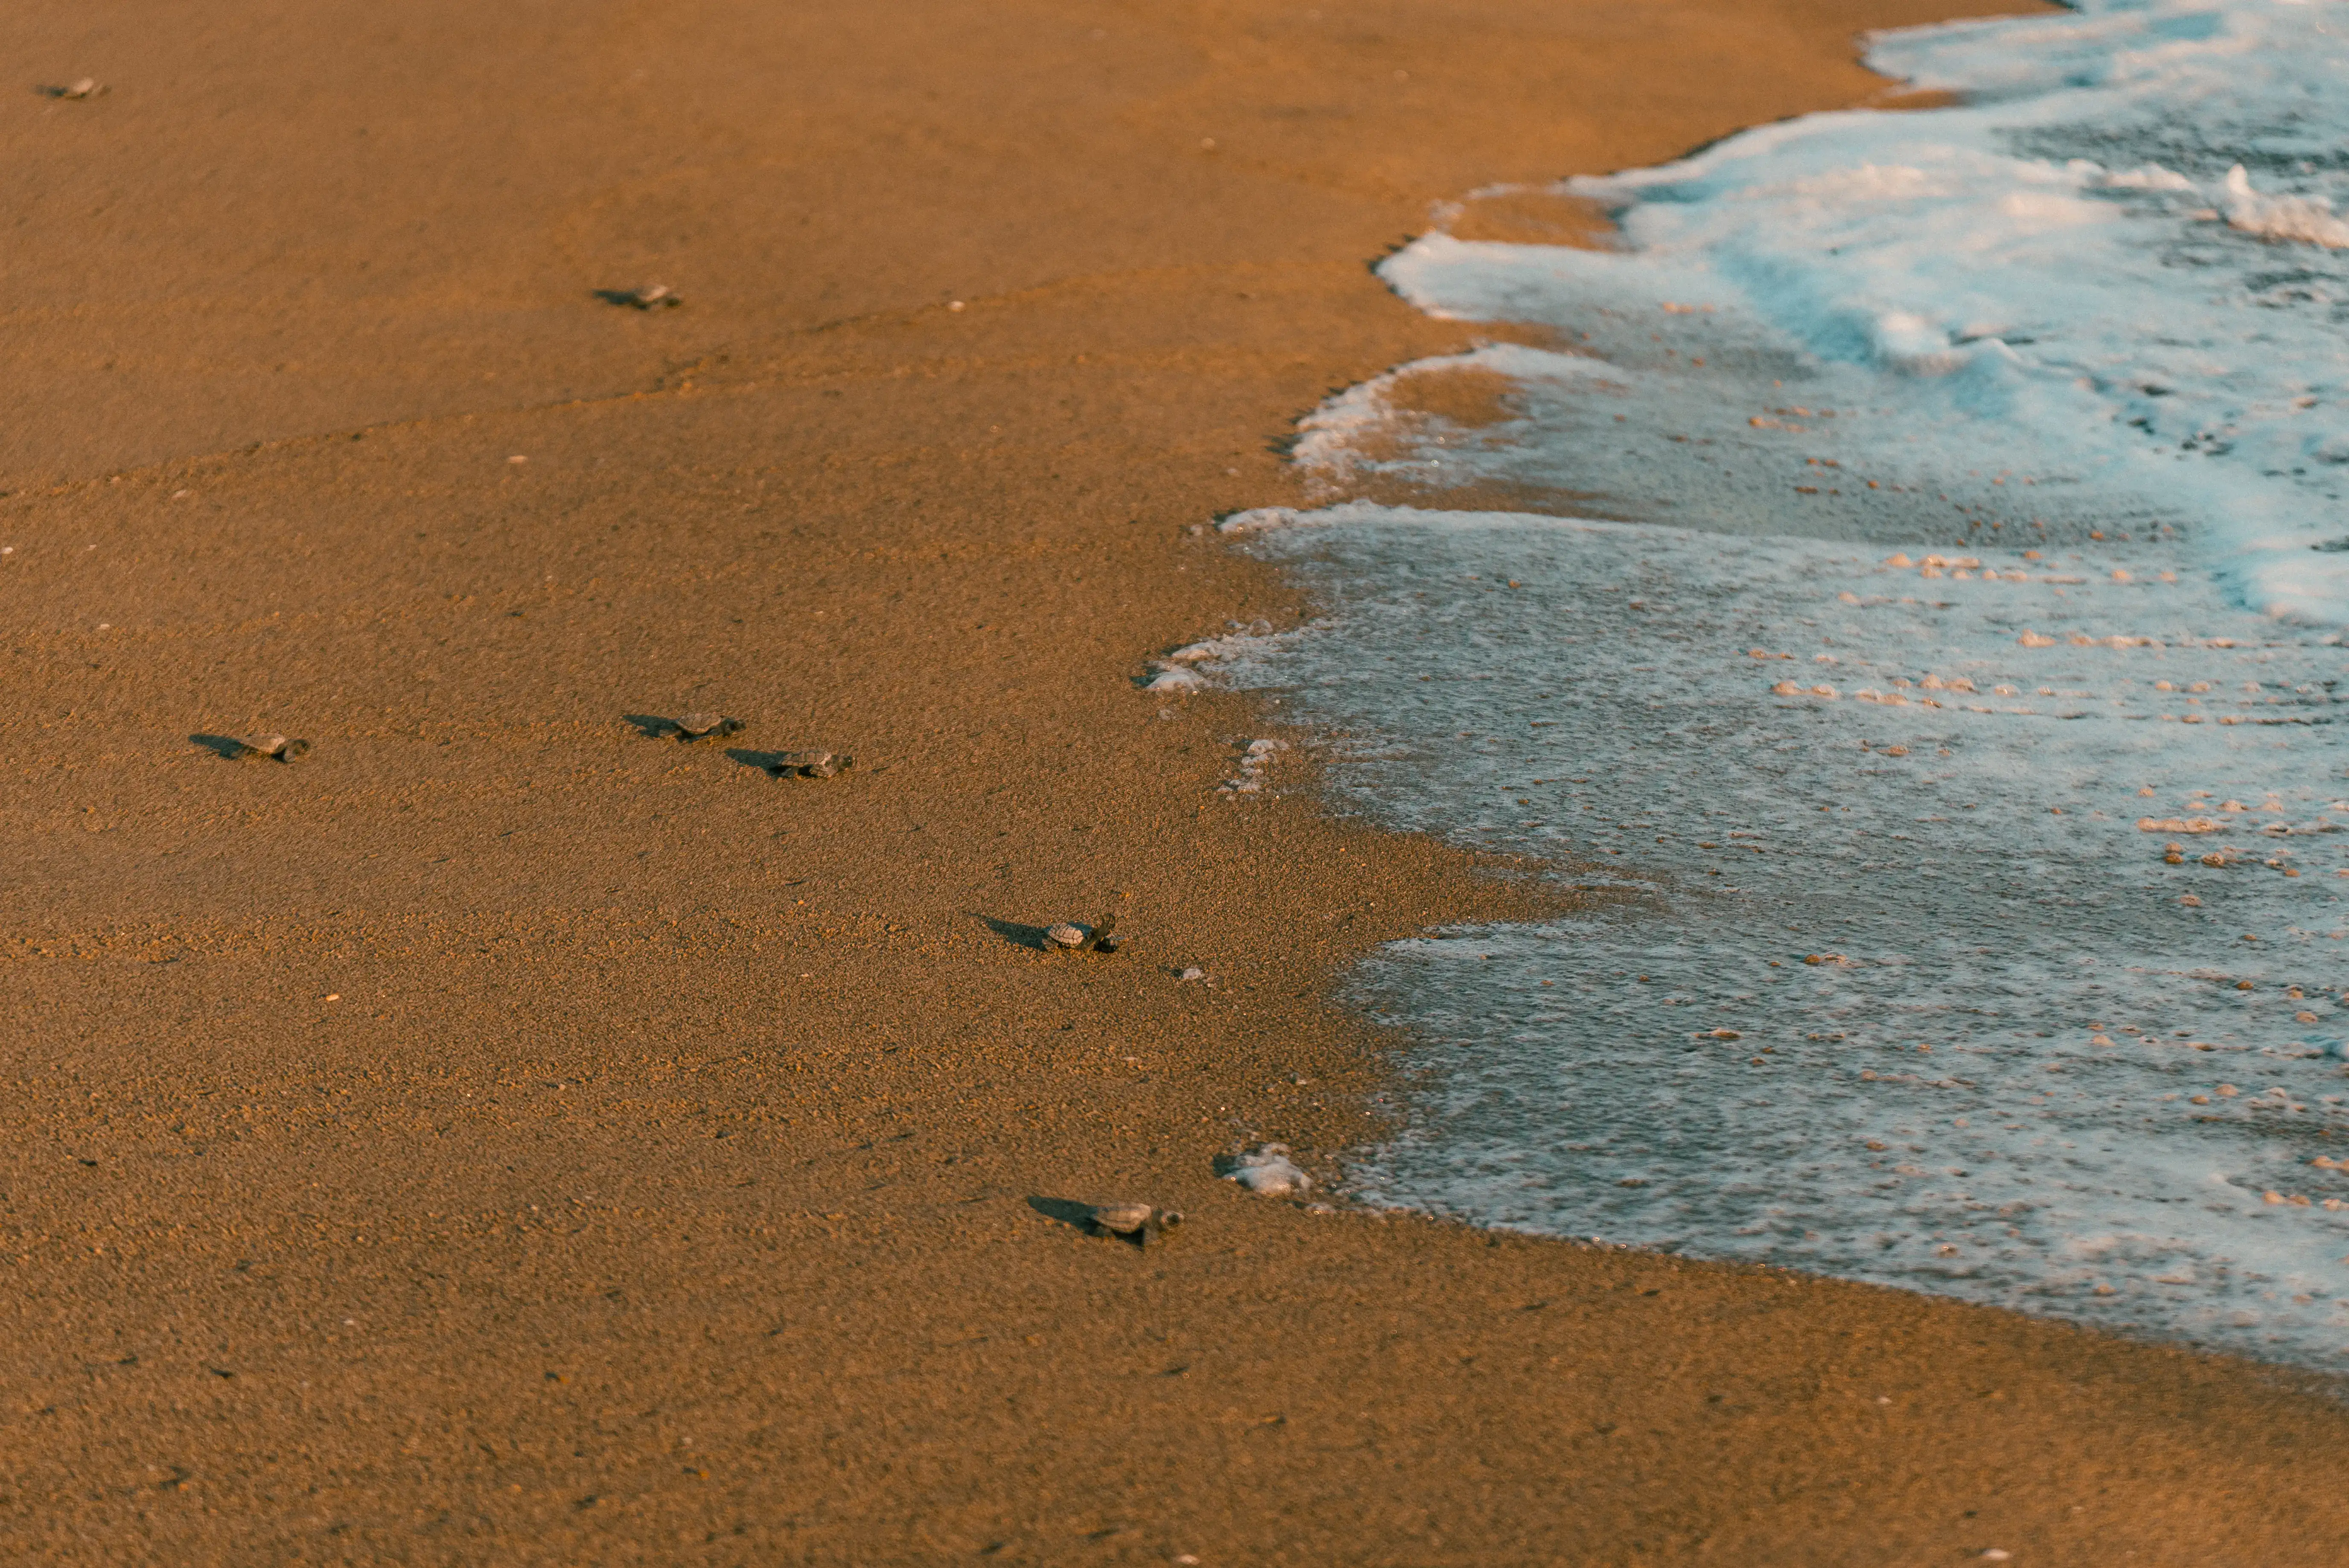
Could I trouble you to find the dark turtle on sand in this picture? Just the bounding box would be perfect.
[1046,915,1120,954]
[234,734,310,763]
[1086,1203,1181,1246]
[766,749,853,779]
[672,713,745,741]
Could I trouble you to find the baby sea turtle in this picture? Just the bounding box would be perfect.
[619,284,681,310]
[767,750,852,779]
[1045,915,1120,954]
[672,712,745,742]
[1087,1202,1182,1246]
[234,734,310,763]
[54,79,102,100]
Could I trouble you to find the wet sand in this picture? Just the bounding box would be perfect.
[9,1,2349,1561]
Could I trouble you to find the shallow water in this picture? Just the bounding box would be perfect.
[1180,0,2349,1367]
[1204,504,2349,1363]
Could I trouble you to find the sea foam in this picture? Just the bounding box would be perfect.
[1198,0,2349,1367]
[1374,0,2349,622]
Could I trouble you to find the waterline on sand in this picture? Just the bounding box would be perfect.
[1186,0,2349,1369]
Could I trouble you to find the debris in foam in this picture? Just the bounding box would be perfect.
[1219,737,1288,795]
[1220,1144,1311,1197]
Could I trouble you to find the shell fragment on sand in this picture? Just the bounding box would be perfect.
[766,749,853,779]
[672,713,745,741]
[234,734,311,763]
[55,79,102,100]
[1086,1202,1183,1245]
[1222,1144,1311,1198]
[620,284,681,309]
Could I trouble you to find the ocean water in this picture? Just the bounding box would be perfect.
[1174,0,2349,1366]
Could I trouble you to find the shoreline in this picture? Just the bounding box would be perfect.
[14,0,2349,1560]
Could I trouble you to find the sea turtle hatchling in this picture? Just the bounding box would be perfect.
[766,749,853,779]
[234,734,310,763]
[1086,1203,1182,1245]
[620,284,682,310]
[1044,915,1120,954]
[671,713,745,741]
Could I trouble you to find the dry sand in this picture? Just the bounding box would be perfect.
[9,1,2349,1562]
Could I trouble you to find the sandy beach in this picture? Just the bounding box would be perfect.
[12,1,2349,1561]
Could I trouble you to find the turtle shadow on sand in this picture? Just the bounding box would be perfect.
[728,747,854,779]
[626,712,744,742]
[976,914,1055,952]
[1026,1196,1100,1232]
